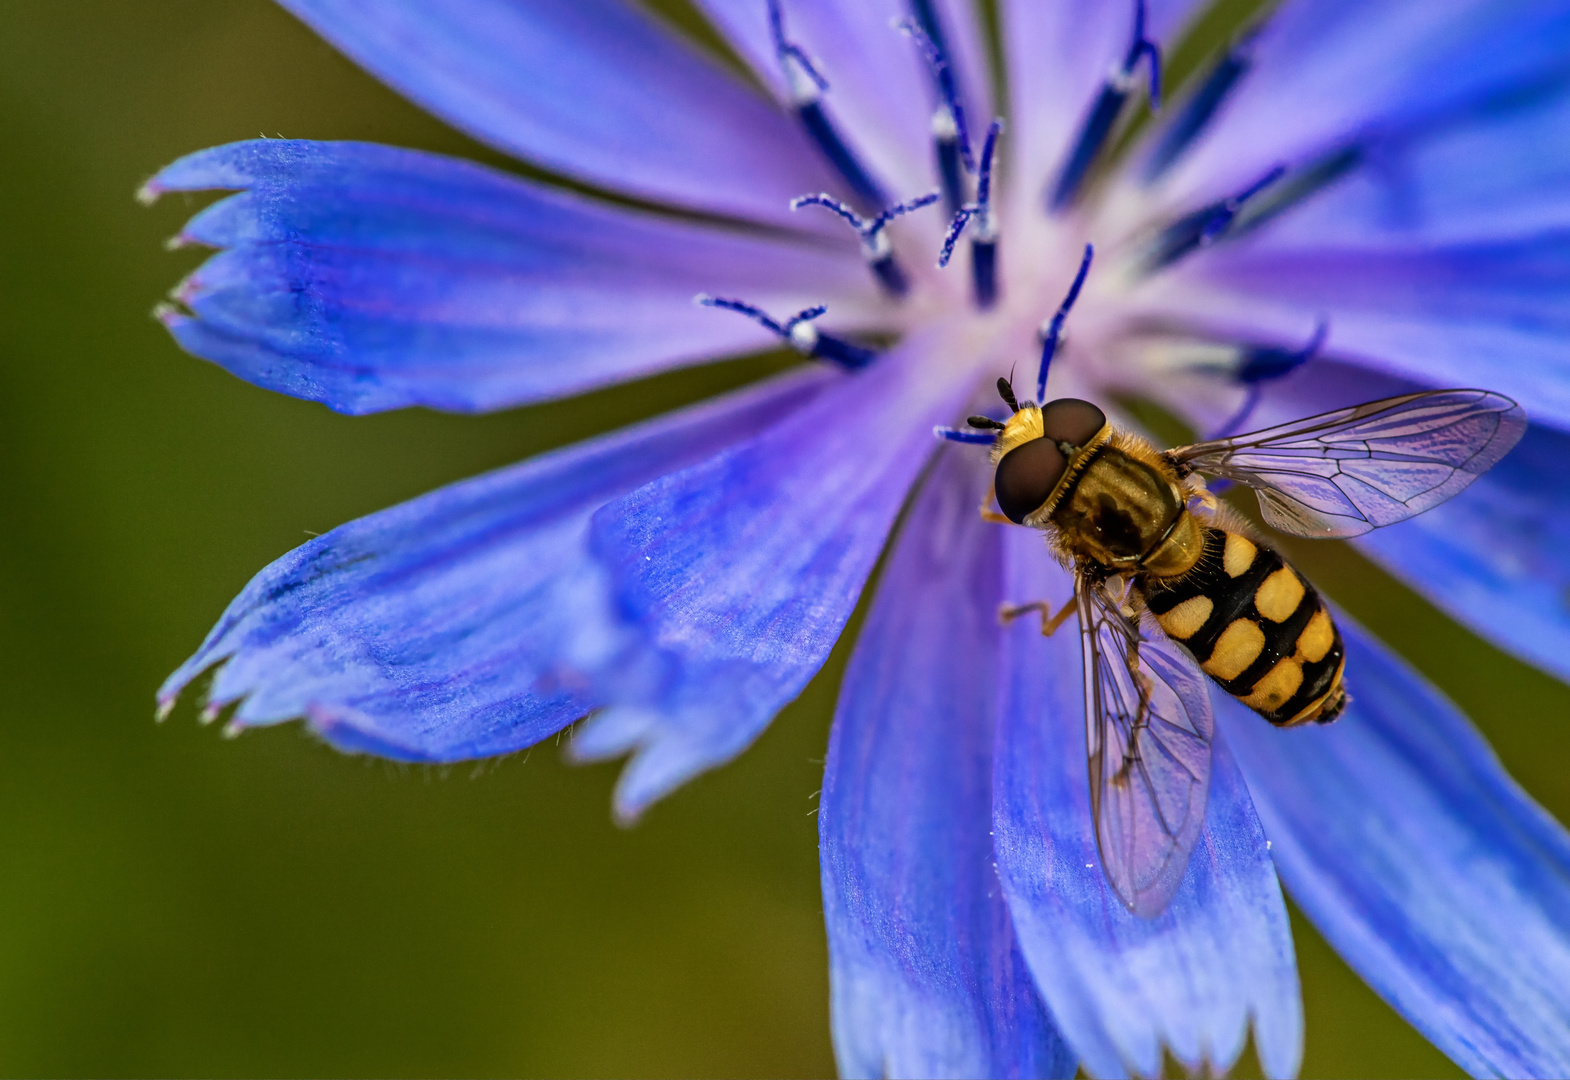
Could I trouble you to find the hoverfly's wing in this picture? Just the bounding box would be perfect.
[1170,389,1526,538]
[1077,573,1214,918]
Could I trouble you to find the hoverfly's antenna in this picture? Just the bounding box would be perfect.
[966,415,1007,430]
[1036,243,1094,401]
[997,376,1021,412]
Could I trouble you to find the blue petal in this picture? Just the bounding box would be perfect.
[1003,0,1199,211]
[1357,420,1570,686]
[1176,231,1570,431]
[274,0,837,226]
[143,140,875,415]
[1254,87,1570,248]
[1162,0,1570,208]
[993,527,1302,1080]
[1148,4,1570,428]
[156,368,833,757]
[578,334,978,820]
[692,0,992,199]
[1221,617,1570,1077]
[821,447,1074,1080]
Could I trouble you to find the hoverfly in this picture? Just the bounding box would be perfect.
[944,251,1527,917]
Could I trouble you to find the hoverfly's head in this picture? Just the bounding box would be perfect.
[965,378,1109,524]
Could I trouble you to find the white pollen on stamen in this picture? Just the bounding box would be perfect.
[788,322,820,354]
[782,54,821,106]
[931,103,958,140]
[864,230,893,262]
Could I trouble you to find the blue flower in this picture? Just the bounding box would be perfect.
[143,1,1570,1076]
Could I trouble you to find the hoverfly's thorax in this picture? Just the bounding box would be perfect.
[1046,444,1189,570]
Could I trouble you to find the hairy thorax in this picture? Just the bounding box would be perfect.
[1047,438,1202,578]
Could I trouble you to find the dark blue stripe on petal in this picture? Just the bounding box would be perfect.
[993,527,1302,1080]
[822,448,1075,1080]
[581,333,977,819]
[1187,232,1570,432]
[1221,618,1570,1077]
[145,140,875,415]
[157,368,832,759]
[694,0,993,198]
[1161,0,1570,214]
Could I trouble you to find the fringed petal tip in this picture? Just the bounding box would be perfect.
[154,368,833,783]
[139,139,876,416]
[993,526,1302,1080]
[821,446,1075,1079]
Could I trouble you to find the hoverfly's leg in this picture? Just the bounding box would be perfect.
[1119,635,1156,779]
[979,485,1013,525]
[999,596,1077,637]
[1126,646,1155,725]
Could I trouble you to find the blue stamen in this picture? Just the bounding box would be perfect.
[1048,0,1163,211]
[770,0,888,210]
[1237,318,1328,384]
[937,119,1003,309]
[791,191,941,298]
[934,426,998,444]
[1143,31,1257,182]
[1139,163,1285,272]
[695,294,876,370]
[907,0,951,60]
[1037,244,1095,401]
[896,17,974,215]
[1208,320,1329,439]
[1229,146,1362,239]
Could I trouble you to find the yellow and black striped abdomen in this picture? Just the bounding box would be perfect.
[1144,527,1347,726]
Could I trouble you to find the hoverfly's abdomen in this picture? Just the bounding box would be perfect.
[1144,528,1346,726]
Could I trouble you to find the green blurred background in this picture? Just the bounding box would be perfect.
[1,2,1566,1076]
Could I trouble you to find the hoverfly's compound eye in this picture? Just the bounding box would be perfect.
[1040,398,1107,448]
[995,438,1068,524]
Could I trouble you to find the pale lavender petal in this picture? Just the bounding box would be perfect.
[1003,0,1201,213]
[692,0,992,199]
[1161,0,1570,209]
[993,527,1301,1079]
[1159,231,1570,431]
[1251,89,1570,248]
[275,0,838,226]
[823,447,1074,1080]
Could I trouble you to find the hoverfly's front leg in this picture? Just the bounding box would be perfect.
[979,485,1012,525]
[999,596,1077,637]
